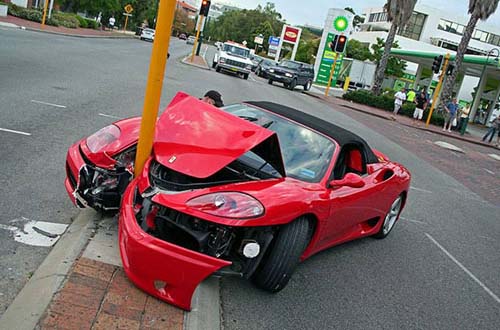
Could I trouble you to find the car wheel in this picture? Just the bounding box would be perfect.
[268,79,273,85]
[216,66,221,73]
[288,78,297,91]
[373,195,404,239]
[253,216,310,292]
[303,80,312,91]
[243,73,249,80]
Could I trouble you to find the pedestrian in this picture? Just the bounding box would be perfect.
[108,15,115,30]
[406,89,416,103]
[482,115,500,143]
[202,90,224,107]
[393,88,406,117]
[413,90,428,125]
[458,104,470,132]
[443,98,458,132]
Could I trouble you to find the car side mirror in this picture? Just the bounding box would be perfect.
[329,173,365,189]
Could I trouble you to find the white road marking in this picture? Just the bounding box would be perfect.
[410,186,433,194]
[488,153,500,161]
[434,141,464,153]
[98,113,122,119]
[31,100,67,108]
[400,216,426,224]
[0,218,68,247]
[0,128,31,136]
[425,233,500,304]
[202,45,208,57]
[249,75,257,82]
[483,168,495,175]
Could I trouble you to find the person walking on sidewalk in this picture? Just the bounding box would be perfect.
[393,88,406,116]
[458,104,470,131]
[443,98,458,132]
[482,115,500,143]
[413,90,428,125]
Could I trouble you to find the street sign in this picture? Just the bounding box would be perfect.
[124,4,133,14]
[268,36,280,46]
[254,35,264,45]
[122,13,133,17]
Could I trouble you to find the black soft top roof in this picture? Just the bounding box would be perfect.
[245,101,379,164]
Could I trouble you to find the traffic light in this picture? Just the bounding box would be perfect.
[329,35,338,52]
[432,55,443,74]
[199,0,211,16]
[446,63,455,75]
[335,35,347,53]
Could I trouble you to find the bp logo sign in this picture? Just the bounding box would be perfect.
[333,16,348,32]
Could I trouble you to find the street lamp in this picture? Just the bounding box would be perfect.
[464,48,499,135]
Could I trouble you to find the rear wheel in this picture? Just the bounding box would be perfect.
[253,217,310,292]
[288,78,297,91]
[373,195,403,239]
[303,79,312,91]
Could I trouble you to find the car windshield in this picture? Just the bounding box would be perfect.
[279,60,302,70]
[262,59,274,66]
[144,29,154,33]
[223,44,250,58]
[221,104,335,182]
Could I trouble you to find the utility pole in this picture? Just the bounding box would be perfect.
[41,0,49,28]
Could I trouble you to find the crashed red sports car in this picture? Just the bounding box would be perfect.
[65,92,411,311]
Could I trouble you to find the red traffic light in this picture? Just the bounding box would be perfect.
[199,0,211,16]
[334,35,347,53]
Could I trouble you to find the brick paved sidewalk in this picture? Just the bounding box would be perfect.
[38,258,183,330]
[0,15,134,38]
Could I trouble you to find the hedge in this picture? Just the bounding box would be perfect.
[342,89,445,126]
[7,4,98,29]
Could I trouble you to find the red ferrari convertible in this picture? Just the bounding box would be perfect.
[65,92,411,310]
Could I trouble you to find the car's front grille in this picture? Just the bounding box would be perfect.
[225,59,246,68]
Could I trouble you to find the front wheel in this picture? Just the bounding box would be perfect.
[373,195,403,239]
[215,66,221,73]
[253,217,310,292]
[288,78,297,91]
[243,73,249,80]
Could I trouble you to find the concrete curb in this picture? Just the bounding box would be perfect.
[0,209,98,330]
[185,277,221,330]
[181,56,210,70]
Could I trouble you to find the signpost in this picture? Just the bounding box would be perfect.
[275,25,302,61]
[123,4,133,31]
[268,36,280,57]
[316,33,343,86]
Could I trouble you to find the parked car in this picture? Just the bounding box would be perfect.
[255,58,277,78]
[140,28,155,42]
[186,36,196,45]
[212,41,253,79]
[178,33,187,40]
[268,59,315,91]
[65,92,411,311]
[250,54,264,71]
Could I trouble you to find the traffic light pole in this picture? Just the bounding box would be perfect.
[425,53,451,127]
[134,0,176,177]
[325,52,339,97]
[190,15,204,62]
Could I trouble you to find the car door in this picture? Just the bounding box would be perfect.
[318,144,388,246]
[297,64,306,85]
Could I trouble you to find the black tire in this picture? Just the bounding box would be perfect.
[288,78,297,91]
[253,217,310,292]
[303,79,312,91]
[268,79,273,85]
[373,194,404,239]
[243,73,249,80]
[215,66,221,73]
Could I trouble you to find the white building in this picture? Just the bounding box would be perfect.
[352,4,500,123]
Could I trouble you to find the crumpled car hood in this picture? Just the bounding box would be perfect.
[153,92,286,179]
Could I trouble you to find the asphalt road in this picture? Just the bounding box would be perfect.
[1,27,499,329]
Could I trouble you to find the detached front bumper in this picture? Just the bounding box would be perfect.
[118,180,231,311]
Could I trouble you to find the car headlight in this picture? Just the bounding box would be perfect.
[86,125,120,153]
[269,69,274,73]
[187,192,264,218]
[285,73,293,78]
[219,57,226,63]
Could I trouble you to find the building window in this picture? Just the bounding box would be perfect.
[438,19,465,36]
[368,12,388,22]
[398,12,427,40]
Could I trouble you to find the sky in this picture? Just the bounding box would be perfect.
[217,0,500,29]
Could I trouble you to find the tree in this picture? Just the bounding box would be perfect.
[344,7,365,27]
[440,0,500,103]
[346,39,372,61]
[295,38,320,64]
[372,0,417,95]
[172,8,195,35]
[371,37,406,77]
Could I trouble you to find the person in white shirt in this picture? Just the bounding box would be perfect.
[393,88,406,115]
[108,16,115,30]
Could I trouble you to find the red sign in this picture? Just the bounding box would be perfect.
[283,26,300,43]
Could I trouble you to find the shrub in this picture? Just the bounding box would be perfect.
[75,15,88,28]
[342,90,444,126]
[52,12,79,28]
[85,18,99,29]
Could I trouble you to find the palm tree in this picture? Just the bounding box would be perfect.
[372,0,417,95]
[440,0,500,103]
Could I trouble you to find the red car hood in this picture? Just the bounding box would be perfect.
[153,93,286,178]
